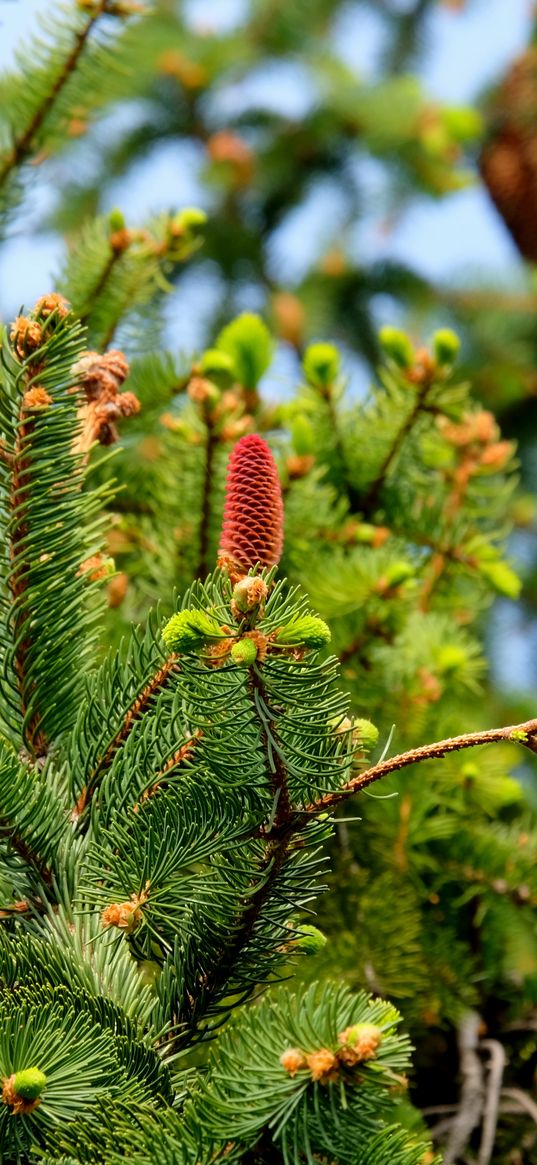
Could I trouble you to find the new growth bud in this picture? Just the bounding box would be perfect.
[11,1068,47,1102]
[433,328,460,366]
[293,924,327,954]
[199,348,235,386]
[172,207,208,236]
[337,1023,382,1064]
[302,342,340,389]
[379,326,414,369]
[216,313,273,390]
[352,719,379,752]
[280,1049,306,1077]
[231,575,269,615]
[108,207,126,232]
[230,637,258,665]
[275,615,331,650]
[2,1067,47,1115]
[162,608,223,652]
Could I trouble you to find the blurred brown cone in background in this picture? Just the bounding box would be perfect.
[480,45,537,262]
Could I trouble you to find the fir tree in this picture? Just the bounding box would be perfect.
[0,296,537,1164]
[2,5,537,1163]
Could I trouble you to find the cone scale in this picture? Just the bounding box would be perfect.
[218,434,284,580]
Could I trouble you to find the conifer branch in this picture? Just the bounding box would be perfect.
[78,243,128,335]
[0,822,53,887]
[196,421,217,579]
[360,378,432,516]
[175,665,297,1041]
[79,653,179,811]
[9,399,48,756]
[0,7,102,187]
[251,667,292,828]
[174,826,295,1049]
[305,718,537,815]
[209,832,292,991]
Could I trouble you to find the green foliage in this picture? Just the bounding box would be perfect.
[1,5,537,1160]
[57,210,207,351]
[0,2,140,223]
[192,982,434,1165]
[0,306,107,753]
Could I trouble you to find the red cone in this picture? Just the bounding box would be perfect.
[218,434,284,579]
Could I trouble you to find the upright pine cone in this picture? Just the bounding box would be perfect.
[480,47,537,261]
[218,434,284,580]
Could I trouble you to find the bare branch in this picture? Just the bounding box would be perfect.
[442,1012,484,1165]
[304,717,537,816]
[478,1039,506,1165]
[501,1088,537,1126]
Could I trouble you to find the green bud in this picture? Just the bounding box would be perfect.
[291,414,315,456]
[433,328,460,367]
[230,637,258,665]
[384,560,414,588]
[353,719,379,752]
[354,523,378,545]
[108,207,126,232]
[174,207,207,235]
[276,615,331,649]
[294,924,327,955]
[478,559,521,600]
[302,342,340,389]
[379,326,414,369]
[442,106,483,143]
[510,729,529,743]
[162,608,223,652]
[12,1068,47,1102]
[216,313,273,389]
[199,348,235,386]
[436,645,467,674]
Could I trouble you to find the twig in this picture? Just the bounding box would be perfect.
[500,1088,537,1126]
[196,418,217,579]
[0,7,104,186]
[79,247,126,334]
[442,1012,485,1165]
[478,1039,506,1165]
[360,380,432,516]
[303,717,537,817]
[422,1105,459,1117]
[76,653,180,816]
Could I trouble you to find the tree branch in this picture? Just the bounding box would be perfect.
[0,822,53,887]
[303,717,537,817]
[75,653,179,816]
[173,662,296,1044]
[196,418,217,579]
[360,380,432,516]
[9,401,48,757]
[0,7,103,187]
[478,1039,506,1165]
[442,1012,484,1165]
